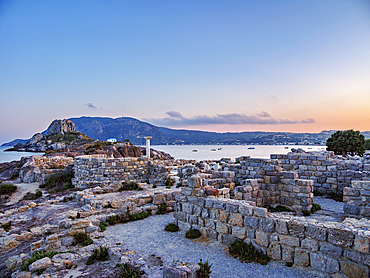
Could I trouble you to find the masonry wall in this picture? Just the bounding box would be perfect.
[271,152,370,194]
[343,180,370,218]
[72,155,173,188]
[174,185,370,278]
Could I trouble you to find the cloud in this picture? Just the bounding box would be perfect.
[144,111,315,127]
[86,103,97,109]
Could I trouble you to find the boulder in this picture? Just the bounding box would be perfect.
[19,158,41,183]
[46,119,76,135]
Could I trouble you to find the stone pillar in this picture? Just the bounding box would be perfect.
[144,137,152,159]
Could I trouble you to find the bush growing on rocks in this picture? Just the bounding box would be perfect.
[86,245,109,265]
[116,263,142,277]
[198,259,212,278]
[73,232,93,246]
[40,168,74,192]
[21,250,60,271]
[1,221,11,232]
[23,190,42,200]
[119,181,142,191]
[0,182,17,195]
[164,223,179,232]
[185,229,201,239]
[229,240,270,265]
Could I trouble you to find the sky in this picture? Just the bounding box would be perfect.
[1,0,370,143]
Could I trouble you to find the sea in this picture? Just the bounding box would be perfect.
[0,145,326,164]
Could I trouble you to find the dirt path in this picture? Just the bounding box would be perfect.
[6,182,40,205]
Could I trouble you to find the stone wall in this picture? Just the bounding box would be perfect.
[343,180,370,218]
[72,155,174,188]
[174,182,370,277]
[271,152,370,194]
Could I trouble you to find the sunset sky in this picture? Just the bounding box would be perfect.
[1,0,370,143]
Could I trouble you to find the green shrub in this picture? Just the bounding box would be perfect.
[1,221,11,232]
[43,150,56,156]
[0,183,17,195]
[265,205,291,213]
[9,169,20,180]
[229,240,270,265]
[328,192,343,202]
[21,250,60,271]
[164,223,179,232]
[176,182,183,188]
[152,184,157,189]
[286,262,293,267]
[119,181,142,191]
[99,221,108,232]
[23,190,42,200]
[313,190,324,196]
[185,229,201,239]
[156,203,167,215]
[128,212,149,222]
[198,259,212,278]
[302,210,311,216]
[164,177,174,188]
[41,168,74,192]
[73,232,93,246]
[311,203,322,212]
[116,263,142,278]
[106,214,128,225]
[86,246,109,265]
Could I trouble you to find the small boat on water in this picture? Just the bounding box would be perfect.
[211,149,216,151]
[284,147,289,149]
[308,147,312,149]
[218,148,222,150]
[192,149,197,152]
[247,147,255,150]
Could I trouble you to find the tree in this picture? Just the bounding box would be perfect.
[326,130,365,157]
[365,139,370,150]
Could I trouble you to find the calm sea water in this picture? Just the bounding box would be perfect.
[0,146,43,163]
[151,145,326,161]
[0,145,326,163]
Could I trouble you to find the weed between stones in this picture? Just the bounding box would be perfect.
[263,205,291,213]
[86,246,109,265]
[116,263,143,277]
[198,259,212,278]
[1,221,11,232]
[185,229,201,239]
[164,223,179,232]
[229,240,270,265]
[21,250,61,271]
[73,232,93,246]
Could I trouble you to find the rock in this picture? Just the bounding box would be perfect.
[46,119,76,135]
[12,271,31,278]
[19,158,41,183]
[16,232,33,241]
[5,255,19,271]
[51,253,76,269]
[28,257,52,271]
[27,133,44,145]
[18,205,29,213]
[28,202,37,208]
[340,260,369,278]
[61,237,74,246]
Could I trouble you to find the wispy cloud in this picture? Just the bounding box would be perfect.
[86,103,97,109]
[144,111,315,127]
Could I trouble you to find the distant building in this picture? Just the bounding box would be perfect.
[107,138,117,143]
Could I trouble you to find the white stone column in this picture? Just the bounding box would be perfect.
[144,137,152,159]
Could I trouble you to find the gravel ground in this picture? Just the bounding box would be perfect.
[313,196,344,213]
[105,213,328,278]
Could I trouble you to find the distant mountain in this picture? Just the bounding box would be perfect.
[3,116,370,146]
[1,139,28,147]
[68,116,170,145]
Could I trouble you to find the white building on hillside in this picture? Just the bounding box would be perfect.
[107,138,117,143]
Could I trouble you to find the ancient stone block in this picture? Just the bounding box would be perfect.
[253,207,267,217]
[301,238,318,251]
[279,235,300,247]
[228,213,243,227]
[288,221,305,238]
[232,226,246,239]
[216,221,229,234]
[340,260,369,278]
[28,257,52,271]
[328,228,354,248]
[275,219,288,235]
[260,218,275,233]
[267,242,281,260]
[354,235,370,254]
[244,216,259,229]
[306,224,327,241]
[320,243,342,259]
[281,244,294,263]
[219,210,230,223]
[310,252,339,274]
[239,204,253,216]
[294,248,310,267]
[344,204,361,215]
[226,201,240,213]
[182,203,194,215]
[256,231,269,248]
